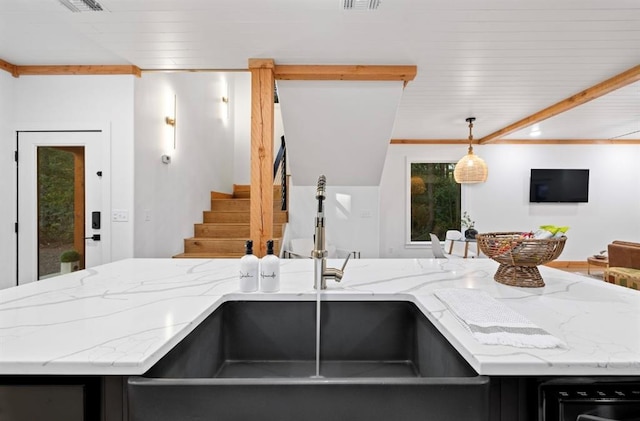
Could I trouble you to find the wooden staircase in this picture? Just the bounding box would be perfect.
[173,185,287,258]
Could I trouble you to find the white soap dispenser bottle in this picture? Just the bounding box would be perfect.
[260,239,280,292]
[239,240,259,292]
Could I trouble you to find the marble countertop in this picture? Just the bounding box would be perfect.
[1,258,639,376]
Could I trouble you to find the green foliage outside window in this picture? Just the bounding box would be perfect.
[410,163,461,242]
[38,148,75,245]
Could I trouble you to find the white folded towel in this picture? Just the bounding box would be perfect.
[434,288,564,349]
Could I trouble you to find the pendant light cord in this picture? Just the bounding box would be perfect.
[466,117,476,154]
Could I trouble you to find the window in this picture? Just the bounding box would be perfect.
[408,162,461,242]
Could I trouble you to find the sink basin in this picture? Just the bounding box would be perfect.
[128,300,489,421]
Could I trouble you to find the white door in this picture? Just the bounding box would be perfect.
[17,131,110,285]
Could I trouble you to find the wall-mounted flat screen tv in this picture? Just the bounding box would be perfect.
[529,169,589,203]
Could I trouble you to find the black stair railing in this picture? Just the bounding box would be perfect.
[273,135,287,211]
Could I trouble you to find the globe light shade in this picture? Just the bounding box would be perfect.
[454,146,488,183]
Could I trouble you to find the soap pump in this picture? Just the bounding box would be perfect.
[239,240,259,292]
[260,239,280,292]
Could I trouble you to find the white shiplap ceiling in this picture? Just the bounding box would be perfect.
[0,0,638,141]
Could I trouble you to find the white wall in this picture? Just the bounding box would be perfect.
[380,143,640,260]
[233,72,251,185]
[0,71,16,289]
[287,185,380,258]
[0,75,135,290]
[134,72,235,257]
[278,80,403,186]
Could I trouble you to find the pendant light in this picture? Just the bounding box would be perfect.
[454,117,488,184]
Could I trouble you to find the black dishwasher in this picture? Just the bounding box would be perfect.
[541,379,640,421]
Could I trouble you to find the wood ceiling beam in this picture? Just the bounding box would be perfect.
[489,139,640,145]
[391,139,469,145]
[0,58,19,77]
[16,65,142,77]
[390,138,640,145]
[274,64,417,86]
[478,64,640,144]
[0,59,142,77]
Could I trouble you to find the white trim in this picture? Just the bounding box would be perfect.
[16,127,112,284]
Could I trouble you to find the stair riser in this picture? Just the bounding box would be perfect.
[233,192,284,200]
[203,212,288,224]
[185,239,281,254]
[232,185,283,199]
[211,200,284,212]
[195,224,283,238]
[210,191,233,200]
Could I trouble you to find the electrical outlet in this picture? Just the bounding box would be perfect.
[112,209,129,222]
[360,210,373,219]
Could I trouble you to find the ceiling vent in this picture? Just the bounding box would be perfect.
[58,0,104,12]
[343,0,381,11]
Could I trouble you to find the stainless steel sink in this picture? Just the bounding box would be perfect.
[128,300,489,421]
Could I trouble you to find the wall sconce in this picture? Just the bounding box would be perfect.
[221,95,229,120]
[166,94,177,149]
[162,94,176,164]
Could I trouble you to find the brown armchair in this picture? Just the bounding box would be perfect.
[604,241,640,290]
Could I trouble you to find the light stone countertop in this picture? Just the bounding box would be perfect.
[0,258,638,376]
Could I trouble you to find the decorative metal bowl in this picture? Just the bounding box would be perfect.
[476,232,567,287]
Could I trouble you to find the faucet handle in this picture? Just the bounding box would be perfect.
[340,252,352,272]
[322,253,352,284]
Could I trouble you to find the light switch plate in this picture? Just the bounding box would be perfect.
[112,209,129,222]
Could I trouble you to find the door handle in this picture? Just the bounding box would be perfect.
[85,234,101,241]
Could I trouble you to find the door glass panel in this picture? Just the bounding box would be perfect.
[37,147,85,279]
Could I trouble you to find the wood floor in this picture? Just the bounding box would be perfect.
[554,265,605,281]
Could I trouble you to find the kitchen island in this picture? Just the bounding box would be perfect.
[1,258,640,420]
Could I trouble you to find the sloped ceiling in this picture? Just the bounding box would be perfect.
[277,80,404,186]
